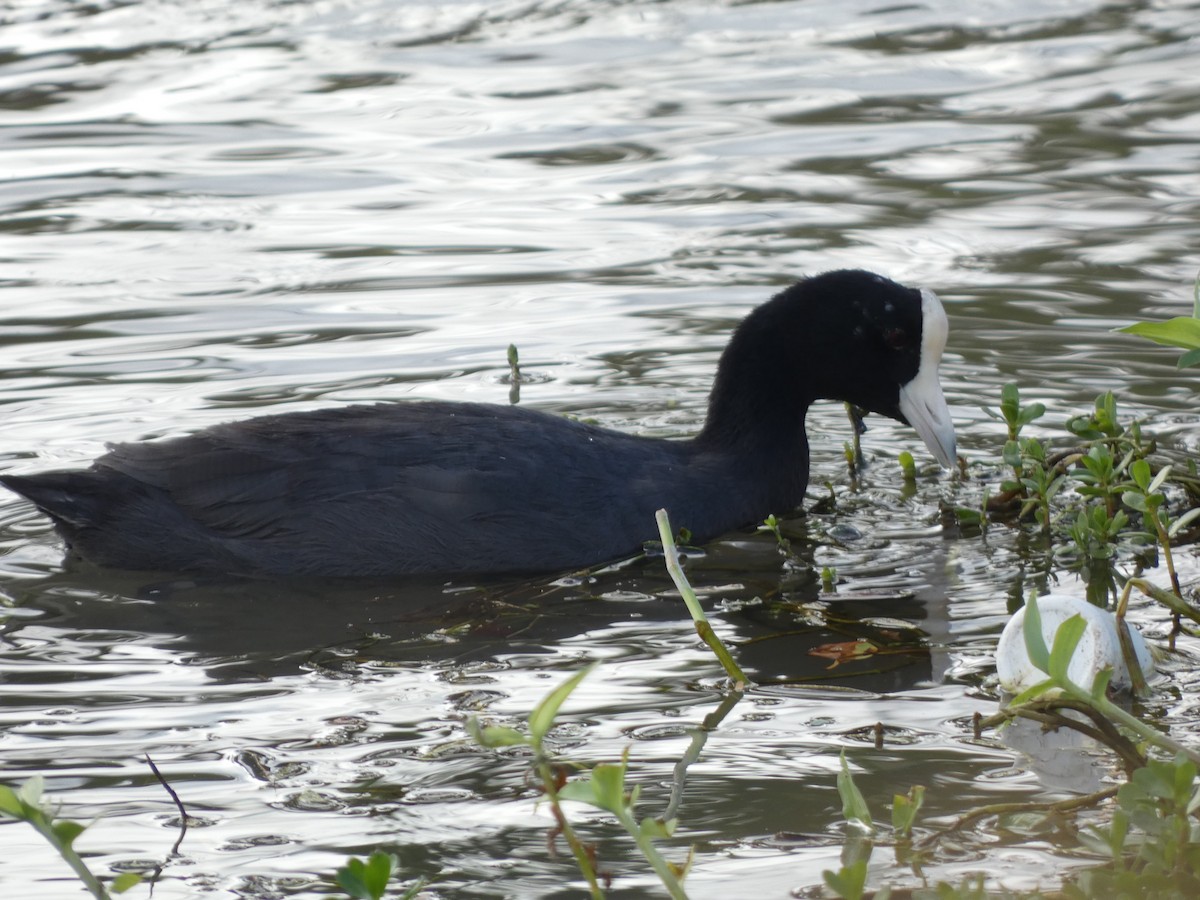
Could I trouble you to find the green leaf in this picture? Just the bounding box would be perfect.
[51,819,87,849]
[639,816,676,839]
[1119,317,1200,351]
[0,785,25,818]
[337,854,398,900]
[111,873,144,894]
[1130,459,1152,491]
[528,662,597,742]
[1022,595,1051,674]
[837,751,873,830]
[824,860,869,900]
[1091,667,1113,701]
[1177,347,1200,368]
[555,777,598,805]
[588,761,628,815]
[1007,678,1056,705]
[1076,827,1115,860]
[18,776,44,809]
[336,864,371,900]
[1047,614,1087,685]
[360,851,398,898]
[955,508,982,525]
[1122,491,1148,513]
[1018,402,1046,426]
[1168,506,1200,537]
[891,785,925,837]
[1148,464,1171,495]
[1188,781,1200,815]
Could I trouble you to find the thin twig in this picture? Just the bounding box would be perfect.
[978,699,1147,775]
[914,786,1119,852]
[145,755,189,857]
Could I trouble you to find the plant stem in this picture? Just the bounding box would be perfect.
[537,760,606,899]
[613,808,689,900]
[1124,577,1200,627]
[28,819,111,900]
[655,509,750,687]
[1079,690,1200,766]
[914,787,1118,852]
[1150,513,1183,598]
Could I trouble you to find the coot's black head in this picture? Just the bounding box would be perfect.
[702,269,956,466]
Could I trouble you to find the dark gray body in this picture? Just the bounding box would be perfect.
[0,401,805,577]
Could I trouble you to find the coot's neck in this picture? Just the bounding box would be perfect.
[695,283,831,454]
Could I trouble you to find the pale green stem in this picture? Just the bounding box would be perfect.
[1124,577,1200,627]
[536,759,606,900]
[29,819,111,900]
[1073,688,1200,767]
[655,509,750,687]
[612,807,689,900]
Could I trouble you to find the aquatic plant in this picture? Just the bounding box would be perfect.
[337,850,424,900]
[0,777,141,900]
[469,663,692,899]
[656,508,749,686]
[1000,594,1195,762]
[0,772,428,900]
[962,384,1199,613]
[463,510,759,899]
[1118,272,1200,368]
[822,590,1200,899]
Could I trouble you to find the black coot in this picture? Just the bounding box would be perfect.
[1,270,956,577]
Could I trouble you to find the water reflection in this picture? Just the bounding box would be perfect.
[3,528,944,689]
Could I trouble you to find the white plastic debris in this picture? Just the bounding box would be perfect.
[995,592,1154,693]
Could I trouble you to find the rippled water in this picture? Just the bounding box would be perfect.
[2,0,1200,896]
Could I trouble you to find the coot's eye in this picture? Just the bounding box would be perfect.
[883,327,907,349]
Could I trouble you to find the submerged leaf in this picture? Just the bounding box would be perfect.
[468,720,528,748]
[811,640,878,668]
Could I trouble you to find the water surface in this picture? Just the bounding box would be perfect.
[2,0,1200,896]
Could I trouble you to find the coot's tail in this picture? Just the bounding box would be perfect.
[0,471,109,530]
[1,469,239,573]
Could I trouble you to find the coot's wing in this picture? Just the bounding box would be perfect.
[94,402,600,542]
